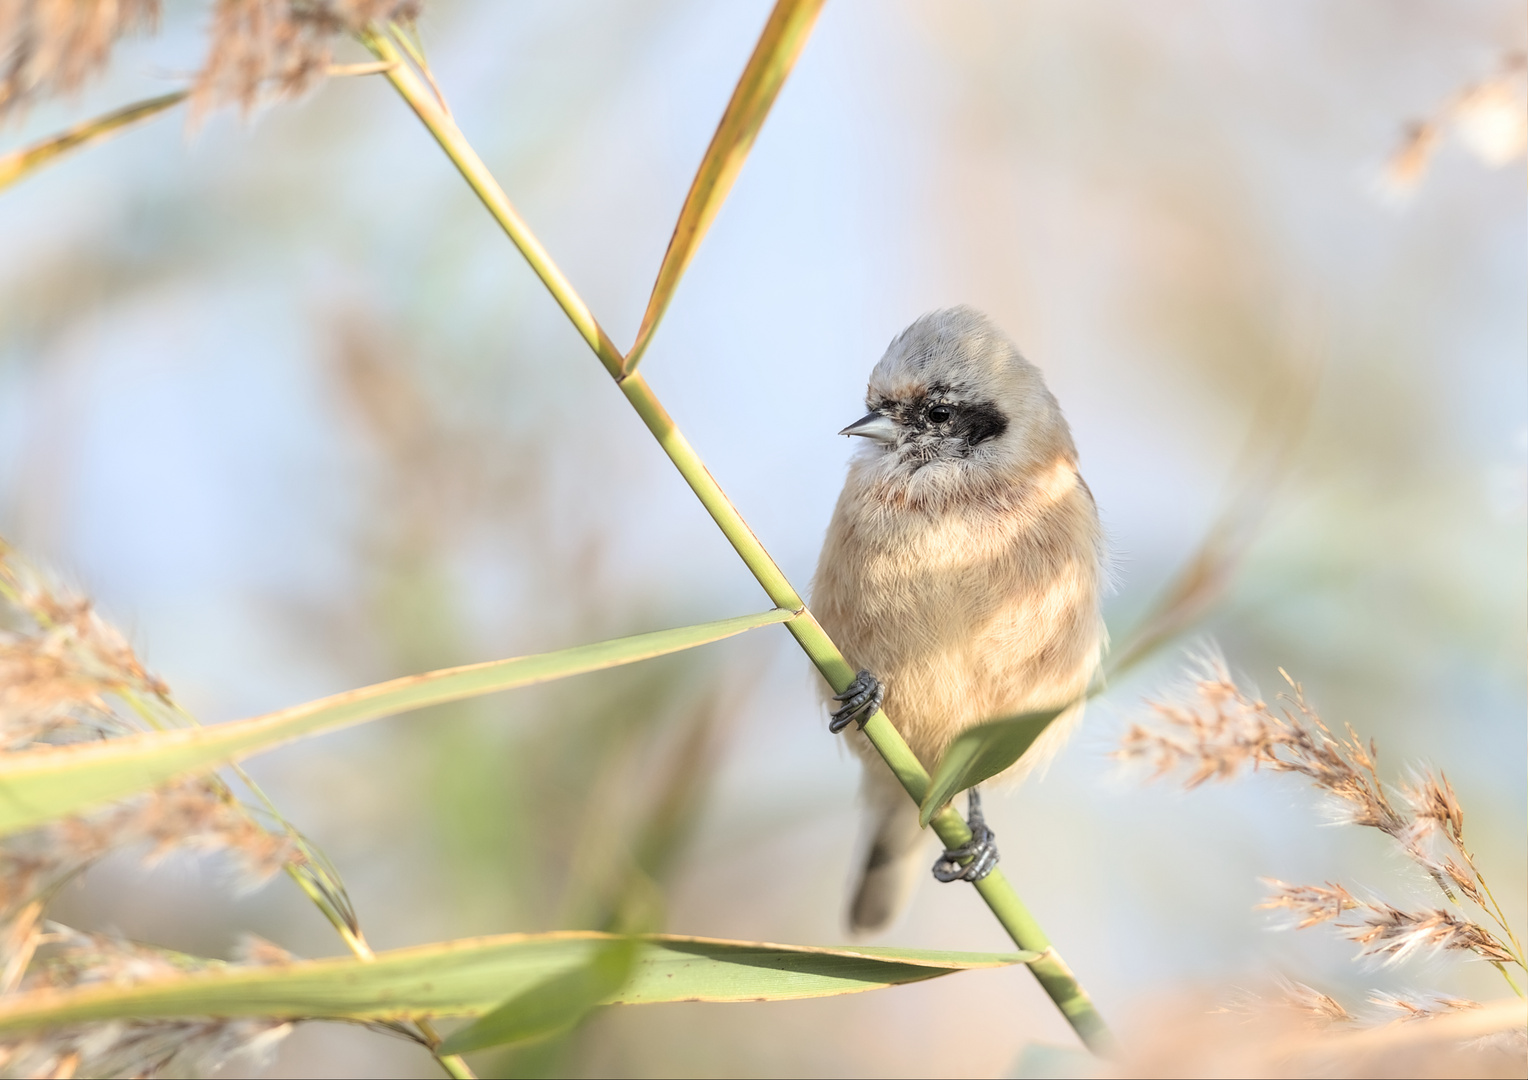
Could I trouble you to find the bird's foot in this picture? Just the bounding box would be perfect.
[932,789,999,883]
[829,670,884,733]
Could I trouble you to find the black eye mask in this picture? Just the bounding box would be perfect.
[868,386,1009,453]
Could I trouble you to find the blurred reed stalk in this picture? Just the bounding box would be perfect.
[360,6,1115,1052]
[0,60,399,194]
[0,90,185,192]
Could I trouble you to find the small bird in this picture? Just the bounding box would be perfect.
[812,307,1104,933]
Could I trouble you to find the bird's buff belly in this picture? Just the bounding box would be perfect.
[820,556,1098,772]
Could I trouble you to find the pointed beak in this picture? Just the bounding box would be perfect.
[839,411,900,444]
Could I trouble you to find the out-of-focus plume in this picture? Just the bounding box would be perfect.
[0,543,306,921]
[1367,992,1482,1024]
[0,548,169,750]
[1278,978,1357,1027]
[1378,51,1527,202]
[0,542,369,1076]
[1083,990,1527,1079]
[0,926,292,1077]
[0,0,160,117]
[192,0,421,118]
[1257,879,1361,930]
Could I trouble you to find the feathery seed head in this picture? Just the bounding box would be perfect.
[1279,979,1357,1026]
[1367,992,1481,1024]
[193,0,422,118]
[0,0,160,117]
[1258,879,1361,929]
[1342,904,1517,967]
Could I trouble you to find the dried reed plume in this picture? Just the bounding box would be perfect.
[0,0,160,117]
[1258,880,1360,930]
[1109,988,1526,1079]
[1368,992,1483,1024]
[193,0,421,117]
[1117,658,1405,836]
[0,922,292,1077]
[1336,903,1518,967]
[1380,51,1528,201]
[0,544,339,1074]
[1280,979,1356,1026]
[1107,666,1528,1080]
[1121,656,1525,1002]
[1244,980,1502,1033]
[1,0,425,123]
[0,559,169,751]
[0,547,303,916]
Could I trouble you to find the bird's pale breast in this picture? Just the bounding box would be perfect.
[814,455,1102,774]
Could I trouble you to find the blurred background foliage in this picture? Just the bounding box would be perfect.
[0,1,1523,1076]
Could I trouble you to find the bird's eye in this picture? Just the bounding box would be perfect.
[927,405,953,424]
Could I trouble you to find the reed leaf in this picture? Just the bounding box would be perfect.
[622,0,826,373]
[918,705,1068,826]
[439,937,637,1053]
[0,609,794,837]
[0,933,1034,1034]
[0,91,186,193]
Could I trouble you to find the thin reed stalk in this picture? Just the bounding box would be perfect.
[363,18,1112,1055]
[360,29,623,379]
[0,90,186,192]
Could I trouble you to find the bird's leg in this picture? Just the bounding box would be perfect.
[829,670,884,733]
[932,788,999,883]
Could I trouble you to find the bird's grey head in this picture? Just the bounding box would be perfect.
[841,307,1074,498]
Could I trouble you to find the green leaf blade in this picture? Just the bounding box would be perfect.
[0,609,794,838]
[918,706,1069,827]
[439,939,637,1053]
[0,933,1035,1035]
[618,939,1034,1004]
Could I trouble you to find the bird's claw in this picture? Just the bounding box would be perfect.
[932,789,999,883]
[829,670,884,733]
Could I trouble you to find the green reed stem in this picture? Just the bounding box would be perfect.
[416,1019,476,1080]
[362,30,624,380]
[1472,869,1526,969]
[365,26,1113,1056]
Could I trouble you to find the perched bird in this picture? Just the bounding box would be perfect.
[812,307,1104,933]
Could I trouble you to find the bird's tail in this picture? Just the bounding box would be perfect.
[848,791,926,934]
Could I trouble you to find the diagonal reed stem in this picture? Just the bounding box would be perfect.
[0,91,187,192]
[362,22,1112,1055]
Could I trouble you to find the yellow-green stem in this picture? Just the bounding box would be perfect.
[290,819,476,1077]
[1493,963,1524,999]
[362,30,624,379]
[366,26,1113,1056]
[0,90,186,192]
[416,1018,476,1080]
[618,339,1109,1049]
[1472,869,1526,967]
